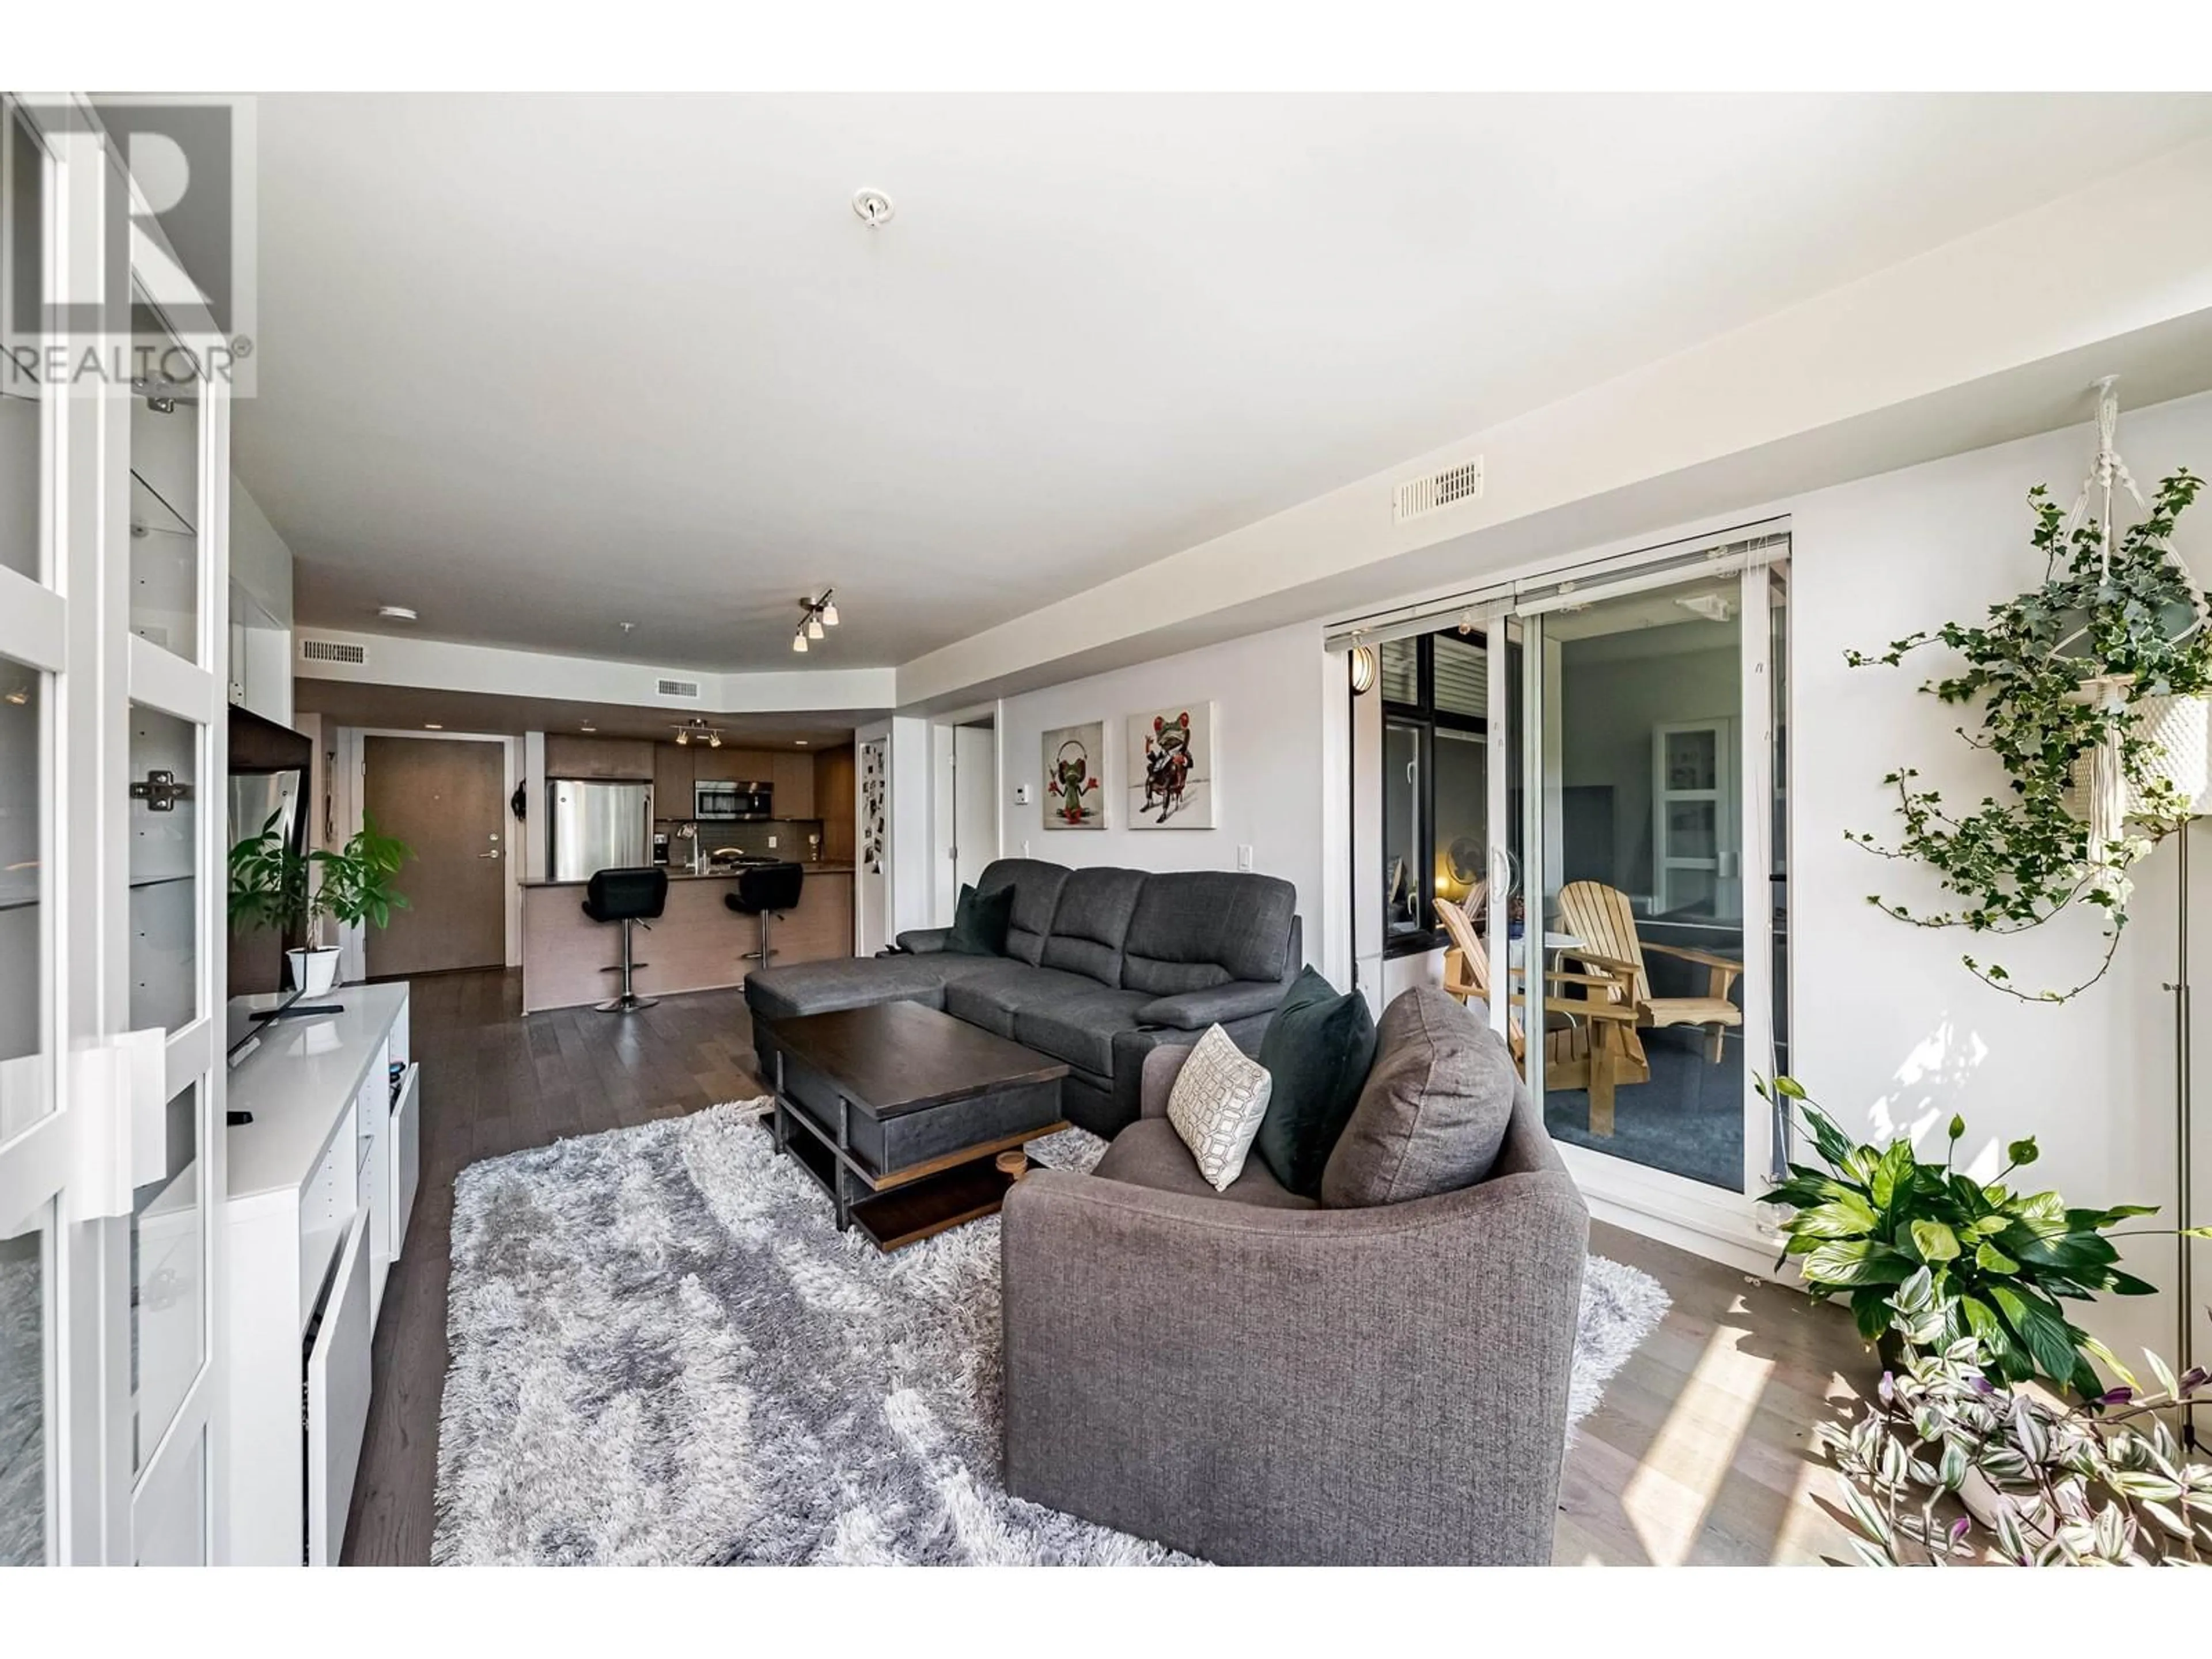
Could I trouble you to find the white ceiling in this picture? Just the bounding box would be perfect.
[234,92,2212,674]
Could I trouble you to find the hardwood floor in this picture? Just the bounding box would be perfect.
[341,967,1869,1567]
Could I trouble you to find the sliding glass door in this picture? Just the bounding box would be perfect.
[1511,554,1786,1198]
[1350,536,1790,1206]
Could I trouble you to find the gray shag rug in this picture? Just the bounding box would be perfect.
[434,1100,1669,1565]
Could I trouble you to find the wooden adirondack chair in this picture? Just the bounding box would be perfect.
[1435,892,1648,1135]
[1555,880,1743,1063]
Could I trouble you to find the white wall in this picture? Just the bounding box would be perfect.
[1794,389,2212,1372]
[229,478,294,628]
[993,622,1326,957]
[888,715,934,940]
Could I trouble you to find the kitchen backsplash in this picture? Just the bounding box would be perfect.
[658,818,826,862]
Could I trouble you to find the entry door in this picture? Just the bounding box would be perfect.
[1,100,231,1565]
[363,736,506,976]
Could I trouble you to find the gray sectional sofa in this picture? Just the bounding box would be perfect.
[743,858,1302,1136]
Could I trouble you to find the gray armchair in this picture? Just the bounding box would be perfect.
[1001,1044,1588,1565]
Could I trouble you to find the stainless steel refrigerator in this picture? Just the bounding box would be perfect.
[549,779,653,881]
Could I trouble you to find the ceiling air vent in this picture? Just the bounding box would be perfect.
[300,637,366,666]
[1392,455,1484,524]
[656,676,702,699]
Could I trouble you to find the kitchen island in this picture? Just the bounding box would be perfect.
[520,864,855,1014]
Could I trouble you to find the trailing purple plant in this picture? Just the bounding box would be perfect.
[1820,1266,2212,1566]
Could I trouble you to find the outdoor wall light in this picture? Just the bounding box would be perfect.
[1349,643,1377,695]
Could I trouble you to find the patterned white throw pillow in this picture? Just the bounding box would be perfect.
[1165,1024,1274,1191]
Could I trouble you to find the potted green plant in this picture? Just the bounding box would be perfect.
[1819,1268,2212,1566]
[229,810,412,994]
[1847,460,2209,1001]
[1759,1077,2173,1398]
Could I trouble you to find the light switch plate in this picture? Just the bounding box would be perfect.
[1236,844,1254,871]
[1014,783,1031,805]
[767,834,777,848]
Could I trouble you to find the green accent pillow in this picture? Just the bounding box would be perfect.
[1253,966,1378,1197]
[946,882,1014,956]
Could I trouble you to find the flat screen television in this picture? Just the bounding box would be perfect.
[225,705,315,1012]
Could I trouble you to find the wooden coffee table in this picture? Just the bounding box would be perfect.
[757,999,1070,1251]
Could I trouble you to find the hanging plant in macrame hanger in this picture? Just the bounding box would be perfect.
[1848,378,2210,1002]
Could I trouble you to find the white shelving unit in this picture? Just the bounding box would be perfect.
[222,982,418,1565]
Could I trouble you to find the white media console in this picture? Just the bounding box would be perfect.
[224,982,421,1565]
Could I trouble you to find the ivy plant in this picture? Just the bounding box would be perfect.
[1847,467,2209,1000]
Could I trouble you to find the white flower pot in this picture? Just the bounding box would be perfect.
[285,946,341,996]
[2063,690,2210,823]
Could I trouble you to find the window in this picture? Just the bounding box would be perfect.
[1380,626,1488,955]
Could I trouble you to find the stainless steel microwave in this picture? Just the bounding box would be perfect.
[694,779,772,821]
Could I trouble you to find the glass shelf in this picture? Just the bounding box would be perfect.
[130,468,194,540]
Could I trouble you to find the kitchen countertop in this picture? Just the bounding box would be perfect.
[521,863,855,889]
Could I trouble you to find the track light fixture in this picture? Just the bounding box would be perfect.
[672,718,722,747]
[794,589,839,653]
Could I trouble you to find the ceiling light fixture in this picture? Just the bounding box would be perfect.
[581,724,596,733]
[851,188,895,228]
[794,589,838,653]
[379,604,418,622]
[672,718,722,747]
[423,722,442,730]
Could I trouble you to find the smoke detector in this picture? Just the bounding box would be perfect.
[851,188,895,228]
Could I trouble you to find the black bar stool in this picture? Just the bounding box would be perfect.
[581,866,668,1013]
[726,862,805,974]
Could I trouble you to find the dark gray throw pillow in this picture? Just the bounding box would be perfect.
[1320,986,1518,1207]
[946,882,1014,956]
[1252,967,1377,1197]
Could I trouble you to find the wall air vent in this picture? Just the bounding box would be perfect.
[1392,456,1484,524]
[656,677,702,699]
[300,637,366,666]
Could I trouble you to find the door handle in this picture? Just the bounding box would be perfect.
[479,850,501,860]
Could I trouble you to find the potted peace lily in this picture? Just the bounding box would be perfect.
[1846,402,2209,1001]
[1758,1077,2179,1399]
[228,810,412,994]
